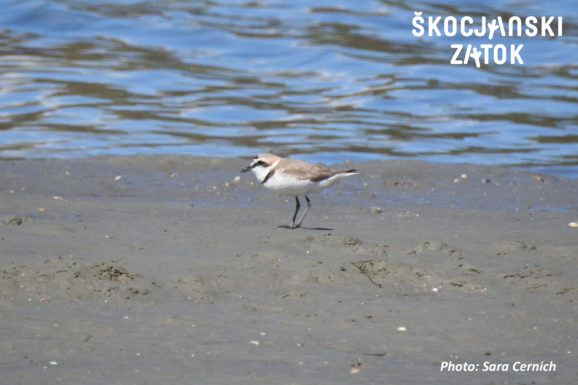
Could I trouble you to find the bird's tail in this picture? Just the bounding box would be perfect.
[336,169,358,176]
[327,169,359,182]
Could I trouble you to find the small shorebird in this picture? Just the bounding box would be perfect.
[241,154,358,229]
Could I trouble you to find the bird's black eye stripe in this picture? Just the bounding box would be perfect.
[247,159,269,170]
[242,157,272,173]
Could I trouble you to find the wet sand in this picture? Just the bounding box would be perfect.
[1,155,577,385]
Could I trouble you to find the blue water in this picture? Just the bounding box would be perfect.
[1,0,577,176]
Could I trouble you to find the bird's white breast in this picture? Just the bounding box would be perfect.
[263,171,318,194]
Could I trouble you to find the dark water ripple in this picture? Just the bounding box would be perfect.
[0,0,577,176]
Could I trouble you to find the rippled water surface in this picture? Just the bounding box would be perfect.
[1,0,577,176]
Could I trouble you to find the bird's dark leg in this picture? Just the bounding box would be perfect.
[289,196,301,229]
[294,195,311,229]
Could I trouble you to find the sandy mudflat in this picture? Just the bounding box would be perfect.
[1,155,577,385]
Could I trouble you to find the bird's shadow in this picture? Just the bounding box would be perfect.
[278,225,333,231]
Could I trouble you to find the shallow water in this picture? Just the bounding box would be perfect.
[0,0,577,176]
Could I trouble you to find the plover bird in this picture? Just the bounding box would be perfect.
[241,154,358,229]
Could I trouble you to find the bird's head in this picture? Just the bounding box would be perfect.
[241,154,280,174]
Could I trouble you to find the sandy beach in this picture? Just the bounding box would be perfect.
[1,155,577,385]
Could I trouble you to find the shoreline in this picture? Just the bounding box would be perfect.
[1,155,577,384]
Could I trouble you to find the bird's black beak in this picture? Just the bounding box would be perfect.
[241,166,251,173]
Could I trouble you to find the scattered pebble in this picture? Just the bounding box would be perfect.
[569,222,578,228]
[114,175,122,181]
[233,176,241,184]
[396,326,407,332]
[249,340,260,346]
[350,368,360,374]
[53,196,63,200]
[453,174,468,183]
[370,206,382,214]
